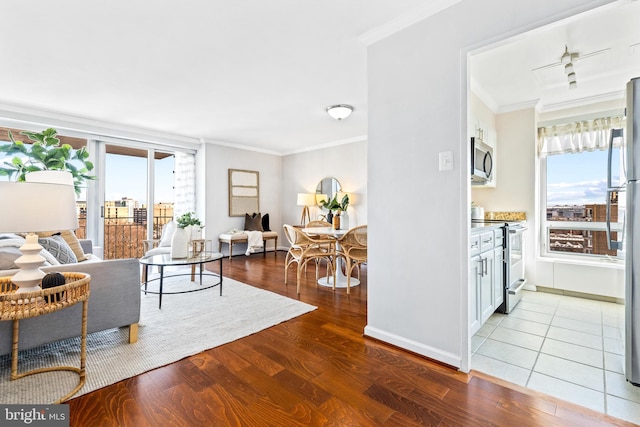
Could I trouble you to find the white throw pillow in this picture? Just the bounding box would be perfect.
[159,221,176,247]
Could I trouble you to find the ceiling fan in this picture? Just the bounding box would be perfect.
[531,45,610,89]
[531,45,610,72]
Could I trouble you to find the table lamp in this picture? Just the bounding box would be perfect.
[297,193,317,226]
[0,181,79,293]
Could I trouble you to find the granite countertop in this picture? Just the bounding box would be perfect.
[484,211,526,221]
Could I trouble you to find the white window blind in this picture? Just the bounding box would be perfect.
[174,151,196,217]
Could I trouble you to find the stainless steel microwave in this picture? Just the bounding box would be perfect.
[471,137,493,184]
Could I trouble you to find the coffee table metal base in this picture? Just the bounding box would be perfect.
[140,253,223,309]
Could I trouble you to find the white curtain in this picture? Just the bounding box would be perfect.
[538,116,625,155]
[173,151,196,217]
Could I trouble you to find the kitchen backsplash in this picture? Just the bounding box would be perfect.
[485,211,527,221]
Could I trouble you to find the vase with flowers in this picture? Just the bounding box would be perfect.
[171,212,204,258]
[320,193,349,229]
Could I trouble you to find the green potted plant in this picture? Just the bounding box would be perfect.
[0,128,94,195]
[176,211,205,242]
[170,212,204,259]
[176,211,203,229]
[320,193,349,228]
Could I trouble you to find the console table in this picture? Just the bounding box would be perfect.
[0,272,91,403]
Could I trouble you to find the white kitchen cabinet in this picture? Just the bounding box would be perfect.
[479,247,495,324]
[469,255,481,335]
[470,226,504,335]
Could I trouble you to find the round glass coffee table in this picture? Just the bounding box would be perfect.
[139,252,223,309]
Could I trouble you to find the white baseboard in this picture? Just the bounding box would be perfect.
[363,325,462,369]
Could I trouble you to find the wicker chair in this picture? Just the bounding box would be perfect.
[304,220,333,250]
[306,220,331,227]
[283,224,336,294]
[336,225,367,294]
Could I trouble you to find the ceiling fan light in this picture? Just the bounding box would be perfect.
[567,72,577,83]
[560,46,572,65]
[564,63,574,74]
[326,104,354,120]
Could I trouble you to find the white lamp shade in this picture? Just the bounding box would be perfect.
[326,104,354,120]
[297,193,317,206]
[0,181,79,233]
[316,193,328,205]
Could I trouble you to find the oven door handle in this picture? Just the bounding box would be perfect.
[508,279,526,295]
[509,226,528,234]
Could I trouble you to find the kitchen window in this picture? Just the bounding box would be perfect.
[539,114,625,260]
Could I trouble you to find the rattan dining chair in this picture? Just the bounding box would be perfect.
[306,220,331,227]
[336,225,367,294]
[283,224,336,294]
[304,220,333,251]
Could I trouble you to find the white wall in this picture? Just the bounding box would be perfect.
[365,0,615,372]
[201,140,367,255]
[281,141,367,234]
[472,107,538,286]
[202,141,282,256]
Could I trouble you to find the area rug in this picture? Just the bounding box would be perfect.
[0,274,316,404]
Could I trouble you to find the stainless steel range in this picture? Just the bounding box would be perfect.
[501,222,527,313]
[472,220,527,314]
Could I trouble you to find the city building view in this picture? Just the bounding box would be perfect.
[546,191,619,257]
[76,199,174,260]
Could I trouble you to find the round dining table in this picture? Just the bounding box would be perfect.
[301,226,360,289]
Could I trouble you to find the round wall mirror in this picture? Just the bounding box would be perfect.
[315,177,341,206]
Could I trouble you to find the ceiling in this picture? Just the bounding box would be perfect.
[1,2,638,155]
[471,1,640,114]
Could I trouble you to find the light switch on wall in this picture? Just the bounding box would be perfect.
[439,151,454,171]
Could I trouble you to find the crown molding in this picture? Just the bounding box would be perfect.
[470,77,499,113]
[283,135,368,156]
[358,0,462,46]
[540,90,625,112]
[0,102,201,149]
[201,138,283,156]
[496,99,542,114]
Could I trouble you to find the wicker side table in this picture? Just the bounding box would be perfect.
[0,272,91,403]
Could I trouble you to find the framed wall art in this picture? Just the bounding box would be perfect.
[228,169,259,217]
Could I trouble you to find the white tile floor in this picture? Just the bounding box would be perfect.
[471,290,640,425]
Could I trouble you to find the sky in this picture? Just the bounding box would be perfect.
[106,154,174,204]
[547,147,623,206]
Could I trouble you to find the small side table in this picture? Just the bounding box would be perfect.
[191,239,211,256]
[0,272,91,403]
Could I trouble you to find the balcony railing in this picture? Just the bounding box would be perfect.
[76,214,172,260]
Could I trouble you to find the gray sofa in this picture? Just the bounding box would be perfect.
[0,240,140,356]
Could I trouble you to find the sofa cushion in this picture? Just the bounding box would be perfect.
[39,235,78,264]
[244,213,263,231]
[0,235,59,268]
[262,213,271,231]
[159,221,176,247]
[0,246,22,270]
[60,230,88,262]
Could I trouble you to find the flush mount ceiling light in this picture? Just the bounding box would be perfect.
[326,104,354,121]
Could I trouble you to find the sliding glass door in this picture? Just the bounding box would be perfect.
[99,143,175,259]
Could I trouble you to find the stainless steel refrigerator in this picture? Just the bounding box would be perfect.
[624,77,640,385]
